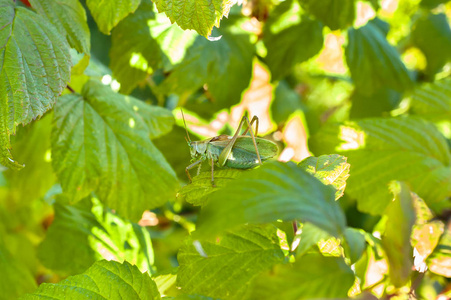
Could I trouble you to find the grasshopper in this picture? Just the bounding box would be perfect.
[182,110,279,186]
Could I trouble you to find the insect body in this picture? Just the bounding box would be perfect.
[182,111,278,186]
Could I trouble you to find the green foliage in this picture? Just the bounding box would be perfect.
[1,0,451,299]
[0,0,71,169]
[21,260,160,299]
[51,80,178,221]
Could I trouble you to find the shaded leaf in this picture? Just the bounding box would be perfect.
[178,169,243,206]
[86,0,141,35]
[38,197,154,275]
[350,87,402,118]
[382,182,416,287]
[51,80,178,221]
[346,18,413,95]
[153,0,234,37]
[196,161,346,238]
[30,0,90,54]
[263,1,323,80]
[0,241,37,299]
[249,253,355,300]
[310,117,451,215]
[177,225,285,299]
[300,0,355,30]
[22,260,160,300]
[0,0,71,169]
[410,78,451,121]
[110,0,196,94]
[295,223,330,256]
[298,154,350,200]
[271,80,304,125]
[161,17,254,114]
[343,227,366,264]
[411,12,451,77]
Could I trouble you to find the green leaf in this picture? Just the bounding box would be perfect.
[0,0,71,169]
[21,260,160,300]
[381,182,415,287]
[51,80,179,221]
[295,223,330,256]
[271,80,304,125]
[298,154,350,200]
[38,197,154,275]
[300,0,355,30]
[263,1,323,80]
[249,253,355,300]
[153,0,233,37]
[0,241,37,299]
[410,78,451,121]
[177,225,285,299]
[86,0,141,35]
[420,0,449,8]
[152,268,178,296]
[346,18,413,95]
[196,161,346,238]
[350,87,402,118]
[310,117,451,215]
[411,12,451,77]
[29,0,90,54]
[5,114,55,205]
[343,227,366,264]
[178,169,243,206]
[160,17,254,114]
[427,222,451,277]
[110,1,196,94]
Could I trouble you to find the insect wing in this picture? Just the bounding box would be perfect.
[210,136,278,160]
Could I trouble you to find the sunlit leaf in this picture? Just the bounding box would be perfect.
[410,78,451,121]
[298,154,350,200]
[86,0,141,35]
[300,0,355,30]
[346,18,413,95]
[427,222,451,277]
[249,252,355,299]
[0,0,71,169]
[295,223,330,256]
[196,161,346,238]
[177,225,284,299]
[310,117,451,215]
[381,182,415,287]
[51,80,179,221]
[22,260,160,299]
[153,0,234,37]
[38,197,154,275]
[30,0,90,54]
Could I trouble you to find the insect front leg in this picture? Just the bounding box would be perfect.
[185,159,203,183]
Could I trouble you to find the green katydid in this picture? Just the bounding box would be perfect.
[181,110,279,186]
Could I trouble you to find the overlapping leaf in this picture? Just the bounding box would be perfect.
[249,253,355,299]
[110,0,196,93]
[30,0,90,54]
[298,154,350,200]
[410,78,451,121]
[51,80,178,221]
[160,17,254,114]
[86,0,141,35]
[177,225,284,299]
[263,0,323,80]
[196,161,346,238]
[38,197,154,275]
[153,0,234,37]
[346,18,413,95]
[0,0,71,169]
[427,223,451,277]
[381,182,415,287]
[300,0,355,30]
[310,117,451,215]
[22,260,160,300]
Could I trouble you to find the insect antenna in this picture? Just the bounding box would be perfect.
[180,108,191,143]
